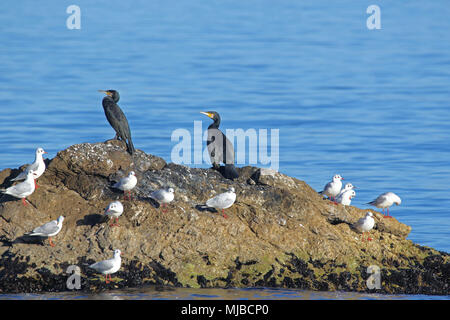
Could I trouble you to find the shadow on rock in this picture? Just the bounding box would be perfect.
[0,194,20,205]
[195,204,217,213]
[14,234,47,246]
[77,213,106,226]
[140,197,160,209]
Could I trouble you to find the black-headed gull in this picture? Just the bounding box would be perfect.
[336,182,356,199]
[336,189,356,206]
[149,187,174,213]
[319,174,344,204]
[1,170,36,206]
[25,215,64,247]
[113,171,137,200]
[105,201,123,227]
[89,249,122,283]
[11,147,47,189]
[366,192,401,218]
[353,211,375,241]
[206,187,236,219]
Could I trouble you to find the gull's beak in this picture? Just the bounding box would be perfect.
[43,151,48,154]
[200,111,213,119]
[98,90,112,96]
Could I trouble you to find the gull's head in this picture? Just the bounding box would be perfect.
[36,147,47,156]
[27,169,35,177]
[57,216,65,224]
[228,187,235,193]
[366,211,373,218]
[106,201,122,213]
[333,174,343,181]
[344,183,354,190]
[114,249,122,257]
[129,171,136,177]
[168,187,175,193]
[349,190,356,198]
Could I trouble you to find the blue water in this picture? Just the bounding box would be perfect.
[1,1,449,299]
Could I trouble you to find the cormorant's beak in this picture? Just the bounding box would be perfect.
[98,90,112,96]
[200,111,214,119]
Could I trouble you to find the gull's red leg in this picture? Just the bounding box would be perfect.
[222,209,228,219]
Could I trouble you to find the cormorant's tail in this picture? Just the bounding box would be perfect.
[222,164,239,180]
[127,137,136,155]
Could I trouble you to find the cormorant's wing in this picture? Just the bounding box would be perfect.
[102,98,135,154]
[206,128,235,166]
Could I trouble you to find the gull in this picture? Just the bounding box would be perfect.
[89,249,122,284]
[353,211,375,241]
[336,189,356,206]
[319,174,344,204]
[25,216,64,247]
[105,201,123,227]
[112,171,137,200]
[206,187,236,219]
[1,170,36,206]
[11,147,48,189]
[149,187,174,213]
[366,192,402,218]
[336,182,356,199]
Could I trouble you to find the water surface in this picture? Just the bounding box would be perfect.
[0,0,449,299]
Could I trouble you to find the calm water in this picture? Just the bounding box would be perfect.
[0,1,449,299]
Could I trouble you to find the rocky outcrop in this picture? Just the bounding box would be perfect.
[0,140,448,295]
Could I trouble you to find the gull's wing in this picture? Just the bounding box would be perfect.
[89,259,115,273]
[206,192,234,208]
[150,189,165,202]
[6,180,33,197]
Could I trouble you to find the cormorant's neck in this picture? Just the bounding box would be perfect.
[208,118,220,129]
[102,96,119,108]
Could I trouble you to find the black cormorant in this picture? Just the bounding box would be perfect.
[98,90,135,155]
[200,111,239,180]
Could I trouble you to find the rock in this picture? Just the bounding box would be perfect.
[0,141,448,295]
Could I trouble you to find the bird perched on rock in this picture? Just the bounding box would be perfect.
[319,174,344,204]
[1,169,36,206]
[25,216,64,247]
[353,211,375,241]
[367,192,401,218]
[104,201,123,227]
[205,187,236,219]
[149,187,174,213]
[11,147,47,188]
[89,249,122,284]
[200,111,239,180]
[112,171,137,200]
[336,182,356,199]
[336,189,356,206]
[98,90,135,155]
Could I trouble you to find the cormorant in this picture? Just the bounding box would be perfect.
[200,111,239,180]
[98,90,135,155]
